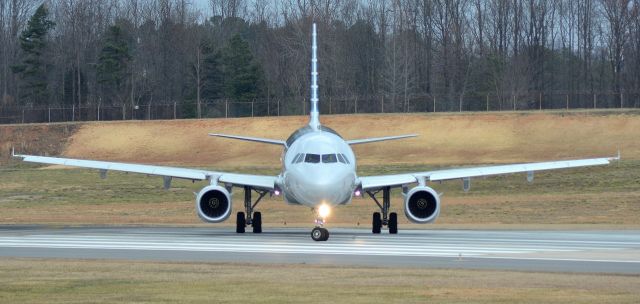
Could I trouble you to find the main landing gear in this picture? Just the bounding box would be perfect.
[367,186,398,234]
[236,186,267,234]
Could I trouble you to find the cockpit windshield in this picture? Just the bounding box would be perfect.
[298,153,347,164]
[304,154,320,163]
[322,154,337,163]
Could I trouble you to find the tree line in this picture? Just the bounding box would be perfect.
[1,0,639,115]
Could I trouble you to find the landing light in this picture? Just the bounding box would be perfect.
[354,189,361,197]
[318,204,331,218]
[274,189,281,196]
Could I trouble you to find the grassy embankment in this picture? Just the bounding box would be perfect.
[0,259,639,304]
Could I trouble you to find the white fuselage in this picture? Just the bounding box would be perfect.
[280,127,358,208]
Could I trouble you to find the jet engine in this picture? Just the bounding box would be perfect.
[196,185,232,223]
[404,186,441,224]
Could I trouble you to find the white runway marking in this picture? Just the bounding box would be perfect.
[1,228,639,264]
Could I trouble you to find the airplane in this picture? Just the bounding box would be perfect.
[12,23,619,241]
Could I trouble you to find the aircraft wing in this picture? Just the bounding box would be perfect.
[359,155,619,191]
[13,152,277,190]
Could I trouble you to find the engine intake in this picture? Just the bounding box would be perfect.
[196,185,232,223]
[404,186,440,224]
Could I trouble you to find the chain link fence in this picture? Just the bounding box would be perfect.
[1,92,639,124]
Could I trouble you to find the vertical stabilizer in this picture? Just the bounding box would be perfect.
[309,23,320,130]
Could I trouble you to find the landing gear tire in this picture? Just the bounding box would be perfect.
[388,212,398,234]
[311,227,329,241]
[252,212,262,233]
[236,212,246,233]
[372,212,382,234]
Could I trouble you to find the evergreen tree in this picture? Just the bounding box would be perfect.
[201,45,224,101]
[221,34,263,101]
[97,24,131,104]
[12,4,55,105]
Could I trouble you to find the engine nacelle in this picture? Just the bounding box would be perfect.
[196,185,232,223]
[404,186,441,224]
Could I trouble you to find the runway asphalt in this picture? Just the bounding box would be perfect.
[0,226,639,274]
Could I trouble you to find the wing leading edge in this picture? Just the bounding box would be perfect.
[13,153,277,190]
[359,155,619,190]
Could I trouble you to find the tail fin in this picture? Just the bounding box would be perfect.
[309,23,320,130]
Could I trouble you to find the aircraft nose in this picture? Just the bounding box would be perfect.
[295,166,354,205]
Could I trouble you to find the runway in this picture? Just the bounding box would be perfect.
[0,226,639,274]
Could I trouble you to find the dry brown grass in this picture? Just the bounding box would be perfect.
[0,258,639,303]
[47,111,640,167]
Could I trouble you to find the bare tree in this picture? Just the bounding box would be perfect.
[601,0,636,106]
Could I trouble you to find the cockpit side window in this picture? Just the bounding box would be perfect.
[322,154,337,163]
[295,154,305,163]
[337,154,346,164]
[292,153,303,164]
[304,154,320,163]
[340,153,350,164]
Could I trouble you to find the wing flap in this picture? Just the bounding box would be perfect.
[358,155,618,190]
[15,154,278,190]
[422,157,615,181]
[219,173,276,190]
[17,155,211,180]
[359,174,417,190]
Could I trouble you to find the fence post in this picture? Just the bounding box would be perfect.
[97,103,100,121]
[251,101,254,117]
[122,105,125,120]
[566,94,569,110]
[148,103,151,120]
[174,102,177,119]
[225,100,228,118]
[486,94,489,111]
[303,98,306,115]
[72,104,75,121]
[512,95,516,111]
[22,109,25,124]
[539,92,542,110]
[277,99,280,116]
[354,97,358,114]
[433,95,436,112]
[593,93,597,109]
[48,107,51,123]
[381,96,384,113]
[621,93,624,108]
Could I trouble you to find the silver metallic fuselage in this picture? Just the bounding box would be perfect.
[280,127,358,208]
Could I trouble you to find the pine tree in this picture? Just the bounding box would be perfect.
[12,4,55,105]
[202,47,224,101]
[97,24,131,104]
[221,34,263,101]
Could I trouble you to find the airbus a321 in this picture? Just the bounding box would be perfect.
[13,24,619,241]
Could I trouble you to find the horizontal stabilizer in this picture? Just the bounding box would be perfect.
[346,134,418,145]
[209,133,286,146]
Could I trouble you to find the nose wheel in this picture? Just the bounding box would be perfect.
[311,227,329,241]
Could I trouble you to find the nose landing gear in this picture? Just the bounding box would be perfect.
[311,227,329,241]
[311,209,330,241]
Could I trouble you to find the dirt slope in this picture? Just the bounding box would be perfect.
[2,111,639,167]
